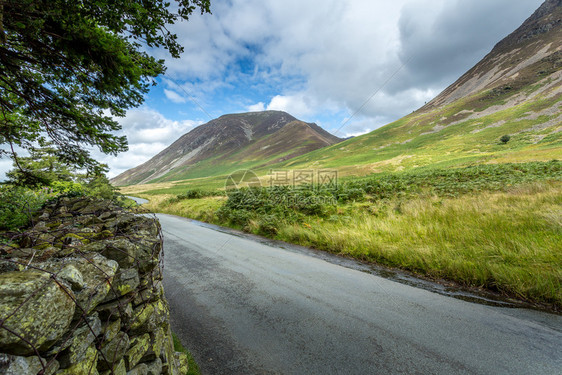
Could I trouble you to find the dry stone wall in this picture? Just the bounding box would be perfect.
[0,197,188,375]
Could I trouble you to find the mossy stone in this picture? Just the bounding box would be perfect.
[0,353,59,375]
[0,271,75,355]
[125,333,150,370]
[56,345,99,375]
[98,331,130,371]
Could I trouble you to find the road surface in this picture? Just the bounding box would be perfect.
[158,213,562,375]
[126,196,148,205]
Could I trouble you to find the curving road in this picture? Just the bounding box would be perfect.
[158,213,562,375]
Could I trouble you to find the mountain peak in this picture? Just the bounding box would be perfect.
[262,0,562,175]
[493,0,561,52]
[111,111,342,185]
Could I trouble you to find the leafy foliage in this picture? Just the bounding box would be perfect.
[0,145,126,230]
[0,185,49,230]
[351,160,561,199]
[215,161,562,232]
[6,143,74,186]
[166,189,221,204]
[0,0,211,171]
[149,161,562,308]
[0,178,123,231]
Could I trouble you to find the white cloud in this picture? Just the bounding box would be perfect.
[0,158,12,182]
[163,89,187,103]
[247,102,265,112]
[153,0,542,136]
[265,94,318,118]
[2,0,545,181]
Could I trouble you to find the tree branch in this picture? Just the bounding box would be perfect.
[0,3,5,44]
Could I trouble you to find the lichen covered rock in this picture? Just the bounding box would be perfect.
[57,313,102,368]
[125,333,151,370]
[173,352,189,375]
[0,353,58,375]
[129,300,169,336]
[100,359,126,375]
[56,345,99,375]
[0,271,75,355]
[98,331,130,371]
[102,268,140,303]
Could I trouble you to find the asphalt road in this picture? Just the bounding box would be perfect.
[126,196,149,205]
[158,213,562,375]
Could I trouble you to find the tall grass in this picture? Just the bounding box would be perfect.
[277,182,561,306]
[141,194,226,224]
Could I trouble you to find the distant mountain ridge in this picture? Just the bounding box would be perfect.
[112,111,343,185]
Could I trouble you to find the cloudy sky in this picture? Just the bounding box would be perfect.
[0,0,544,179]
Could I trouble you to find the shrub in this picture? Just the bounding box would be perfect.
[180,189,204,199]
[257,215,279,236]
[336,187,365,203]
[229,209,253,227]
[0,186,50,230]
[51,180,85,196]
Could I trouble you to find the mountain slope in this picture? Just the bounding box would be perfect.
[268,0,562,175]
[112,111,342,185]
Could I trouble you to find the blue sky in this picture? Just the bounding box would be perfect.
[0,0,545,179]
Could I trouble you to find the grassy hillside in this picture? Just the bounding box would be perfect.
[130,39,561,186]
[149,121,340,182]
[274,66,562,175]
[238,4,562,177]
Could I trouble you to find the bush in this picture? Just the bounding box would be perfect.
[257,215,279,236]
[180,189,204,199]
[51,180,85,196]
[229,209,253,227]
[353,161,561,200]
[0,186,51,230]
[167,189,221,204]
[0,174,125,231]
[214,161,562,238]
[336,187,365,203]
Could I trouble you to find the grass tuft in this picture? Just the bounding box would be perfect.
[172,333,201,375]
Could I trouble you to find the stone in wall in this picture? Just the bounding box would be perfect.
[0,197,188,375]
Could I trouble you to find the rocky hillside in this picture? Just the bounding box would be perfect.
[272,0,562,175]
[426,0,562,109]
[112,111,342,185]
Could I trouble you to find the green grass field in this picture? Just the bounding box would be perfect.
[124,161,562,310]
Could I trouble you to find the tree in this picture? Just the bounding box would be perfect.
[5,142,119,199]
[6,143,75,186]
[500,134,511,144]
[0,0,211,173]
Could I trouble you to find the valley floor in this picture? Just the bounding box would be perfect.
[122,162,562,311]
